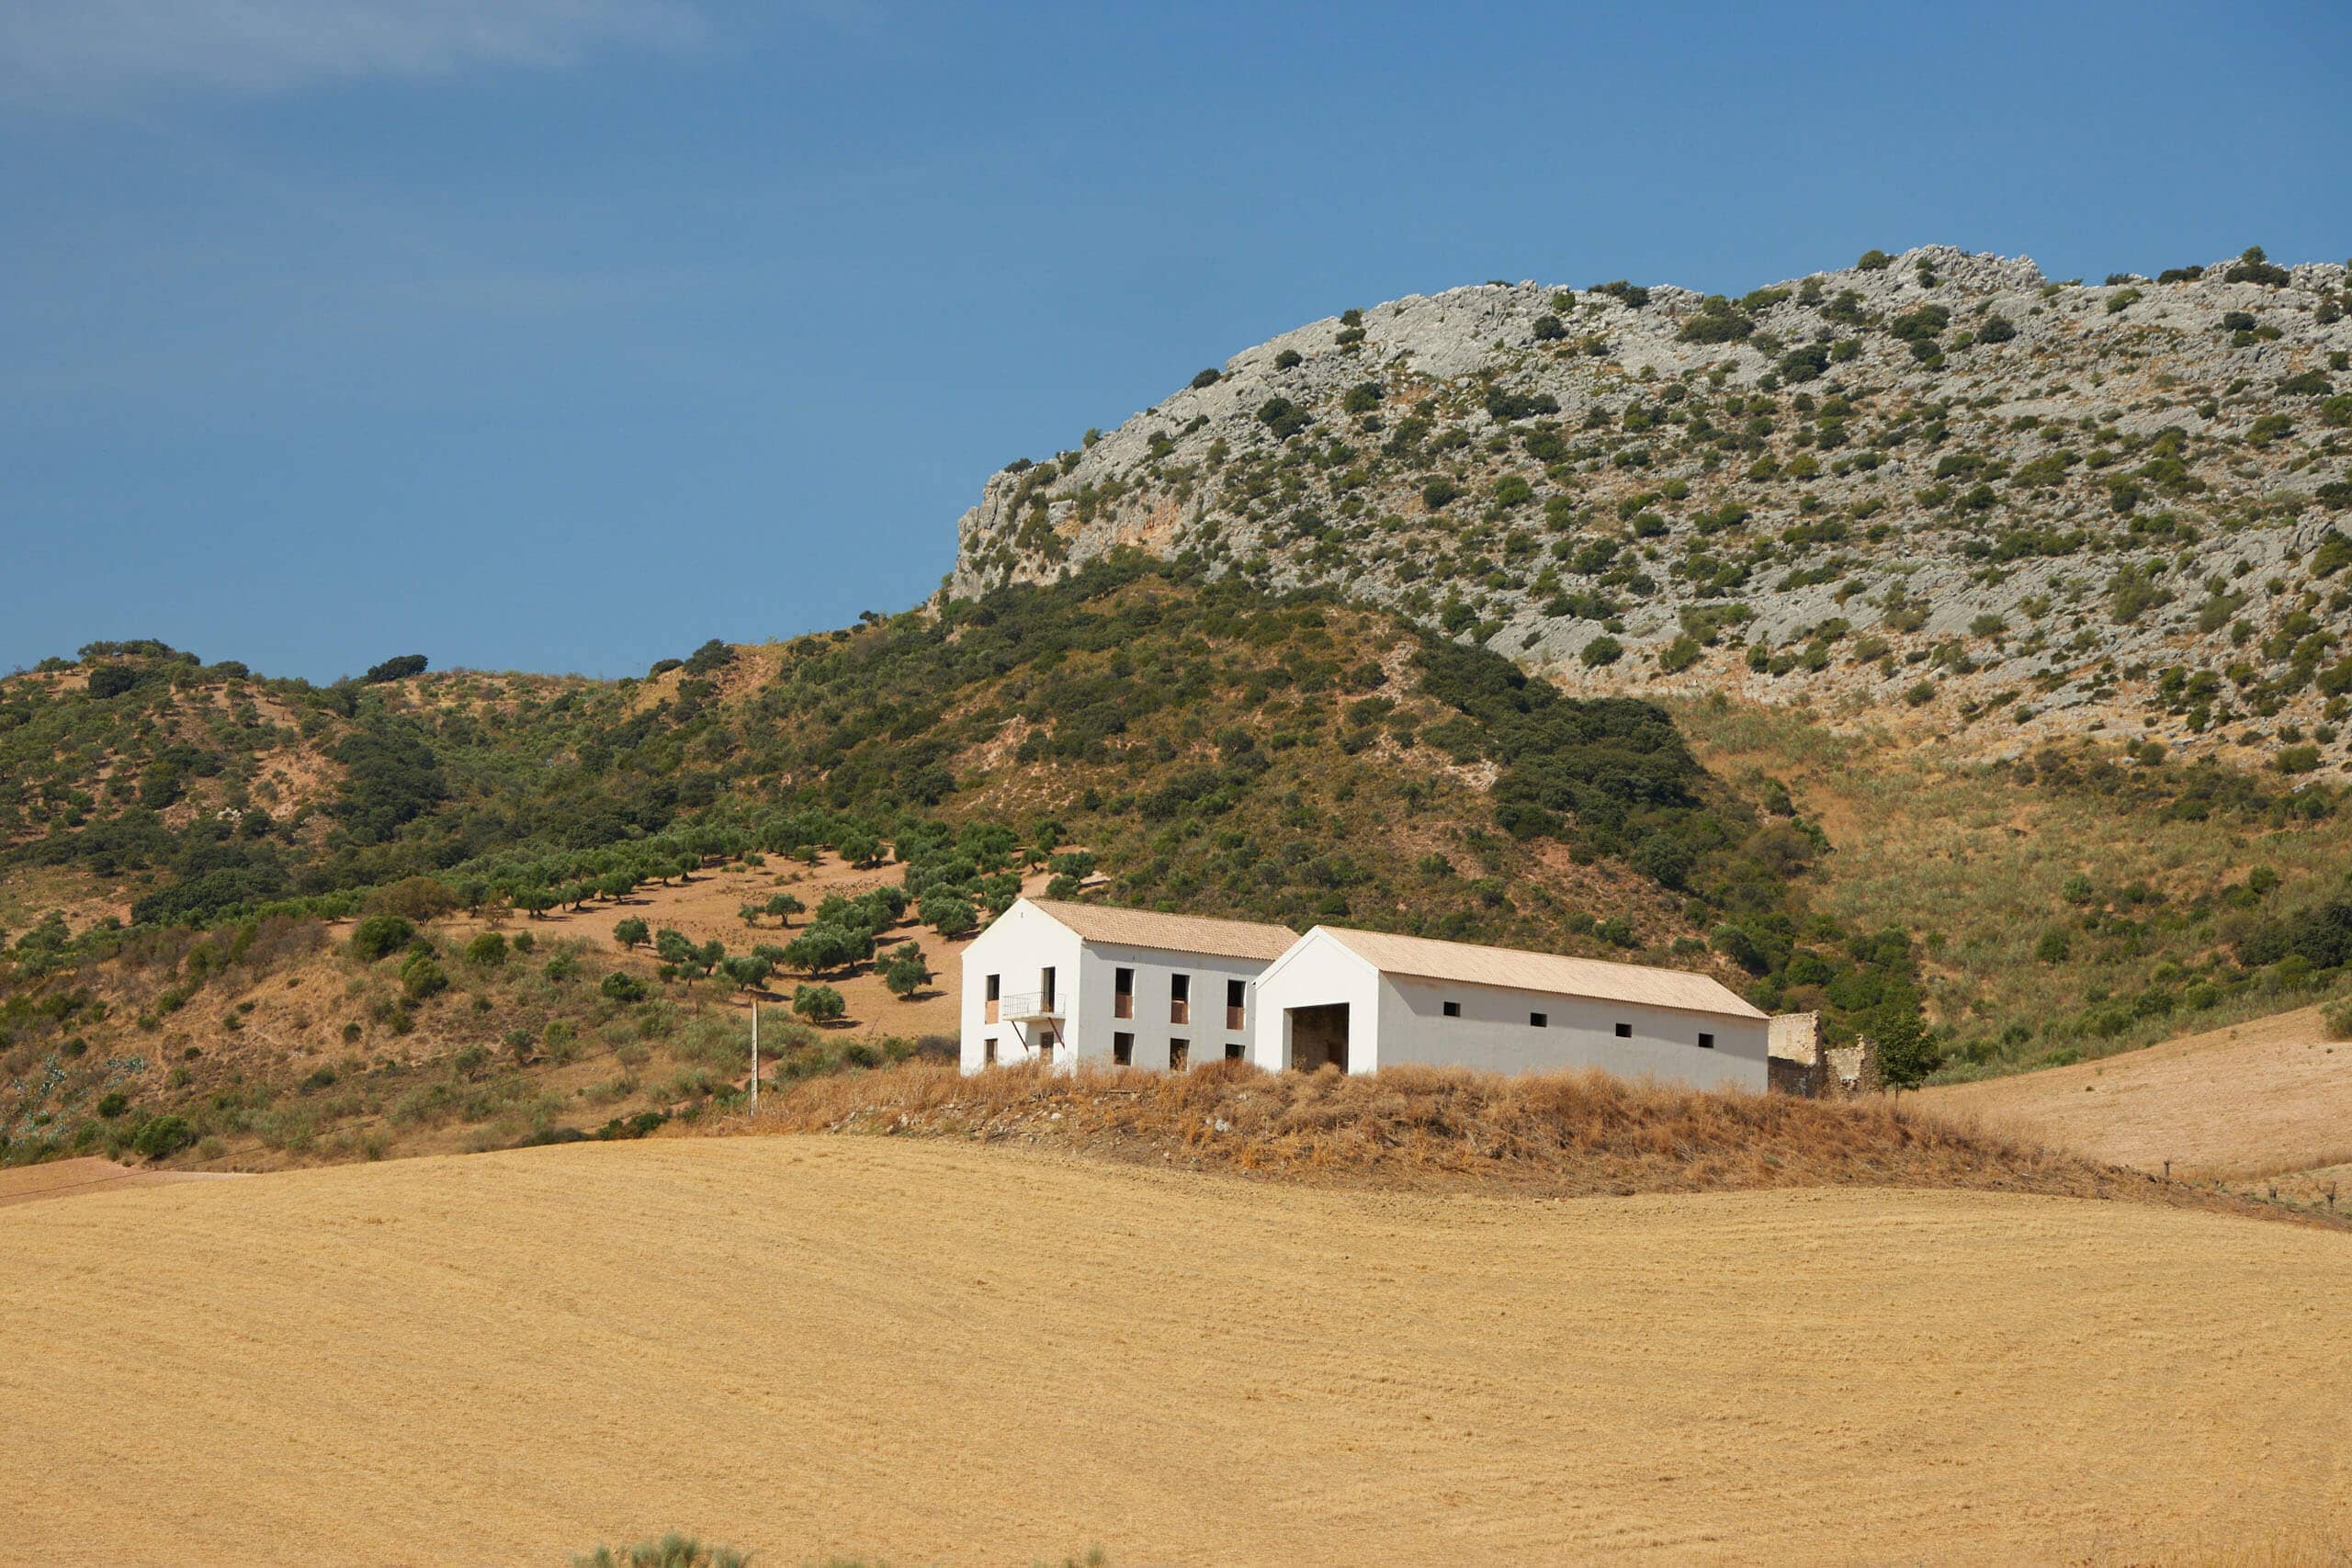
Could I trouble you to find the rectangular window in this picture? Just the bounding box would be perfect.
[1530,1011,1548,1028]
[1169,1038,1189,1070]
[1226,977,1246,1031]
[1040,966,1056,1011]
[1442,1000,1462,1018]
[1225,1041,1245,1061]
[983,1037,997,1065]
[1698,1032,1715,1050]
[1170,973,1191,1025]
[985,973,1000,1024]
[1114,966,1135,1020]
[1614,1022,1633,1039]
[1113,1032,1134,1066]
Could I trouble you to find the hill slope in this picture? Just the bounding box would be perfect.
[1925,1002,2352,1187]
[951,244,2352,768]
[4,1138,2348,1564]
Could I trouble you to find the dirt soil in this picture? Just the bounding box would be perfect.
[3,1137,2347,1565]
[0,1157,241,1207]
[1923,1004,2352,1180]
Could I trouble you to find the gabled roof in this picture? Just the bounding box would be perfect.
[1023,898,1300,962]
[1310,925,1768,1019]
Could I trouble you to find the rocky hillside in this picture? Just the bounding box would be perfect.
[951,245,2352,768]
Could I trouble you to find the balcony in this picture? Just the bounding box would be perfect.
[997,992,1062,1024]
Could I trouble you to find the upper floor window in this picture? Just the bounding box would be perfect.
[1442,1000,1462,1018]
[1530,1011,1548,1028]
[1170,973,1191,1024]
[1614,1022,1633,1039]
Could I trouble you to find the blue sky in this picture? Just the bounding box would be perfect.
[2,1,2346,682]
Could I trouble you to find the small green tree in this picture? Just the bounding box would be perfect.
[465,931,508,967]
[880,941,933,999]
[614,917,650,950]
[922,894,978,939]
[720,953,774,993]
[763,892,805,927]
[654,928,694,966]
[793,983,845,1024]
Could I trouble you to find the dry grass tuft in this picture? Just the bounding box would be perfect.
[704,1060,2327,1222]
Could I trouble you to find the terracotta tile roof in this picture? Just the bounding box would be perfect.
[1314,926,1768,1019]
[1024,899,1300,962]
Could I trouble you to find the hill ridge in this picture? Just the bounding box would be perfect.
[950,243,2352,768]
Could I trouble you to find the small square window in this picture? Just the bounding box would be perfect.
[1698,1032,1715,1050]
[1225,1041,1245,1060]
[983,1037,997,1065]
[1530,1011,1548,1028]
[1113,1032,1134,1066]
[1442,1000,1462,1018]
[1614,1022,1633,1039]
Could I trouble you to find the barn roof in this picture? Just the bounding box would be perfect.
[1024,899,1300,962]
[1312,926,1768,1019]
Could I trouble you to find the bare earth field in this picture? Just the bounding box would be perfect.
[1924,1004,2352,1181]
[3,1137,2347,1565]
[0,1156,241,1207]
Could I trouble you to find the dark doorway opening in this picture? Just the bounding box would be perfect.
[1289,1003,1350,1073]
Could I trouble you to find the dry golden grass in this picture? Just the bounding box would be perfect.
[1924,1003,2352,1184]
[3,1137,2348,1564]
[708,1057,2319,1224]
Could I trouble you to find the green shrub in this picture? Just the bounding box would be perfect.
[96,1091,130,1118]
[464,931,507,967]
[1856,249,1893,271]
[1578,635,1623,668]
[349,914,415,964]
[2323,999,2352,1042]
[131,1114,194,1161]
[571,1530,752,1568]
[400,951,449,1002]
[1188,367,1222,389]
[600,972,649,1002]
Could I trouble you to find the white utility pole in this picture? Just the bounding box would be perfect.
[750,1001,759,1111]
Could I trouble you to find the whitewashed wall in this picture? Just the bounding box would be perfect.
[1250,931,1382,1071]
[1250,928,1767,1090]
[960,906,1273,1073]
[1375,975,1767,1091]
[958,902,1082,1073]
[1071,941,1267,1071]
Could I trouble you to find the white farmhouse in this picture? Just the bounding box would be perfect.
[958,898,1299,1074]
[1250,925,1768,1092]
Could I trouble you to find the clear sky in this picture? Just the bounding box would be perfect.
[3,1,2346,682]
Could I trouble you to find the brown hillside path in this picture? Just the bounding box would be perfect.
[3,1139,2348,1564]
[0,1157,242,1208]
[1922,1004,2352,1179]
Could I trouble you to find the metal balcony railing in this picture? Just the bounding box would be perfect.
[998,991,1061,1023]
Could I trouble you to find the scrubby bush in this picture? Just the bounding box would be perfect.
[400,950,449,1002]
[1578,635,1623,668]
[465,931,508,967]
[131,1114,194,1161]
[1188,367,1222,389]
[349,914,416,964]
